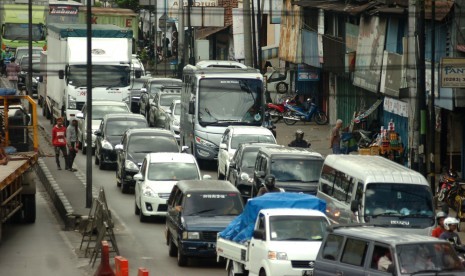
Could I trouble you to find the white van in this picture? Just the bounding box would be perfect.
[317,155,435,235]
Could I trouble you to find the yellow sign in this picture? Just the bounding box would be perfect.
[440,57,465,88]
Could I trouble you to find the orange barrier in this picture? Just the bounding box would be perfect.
[137,268,149,276]
[115,256,129,276]
[94,241,115,276]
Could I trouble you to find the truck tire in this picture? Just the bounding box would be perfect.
[22,194,36,223]
[177,248,188,267]
[228,264,245,276]
[259,269,267,276]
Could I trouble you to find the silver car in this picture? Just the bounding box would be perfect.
[76,100,130,154]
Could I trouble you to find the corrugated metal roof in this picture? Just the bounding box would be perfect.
[293,1,379,15]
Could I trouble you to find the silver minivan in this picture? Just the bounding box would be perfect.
[315,225,465,275]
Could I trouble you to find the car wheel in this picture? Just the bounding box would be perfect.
[98,154,105,170]
[168,237,178,257]
[139,207,148,222]
[217,166,225,180]
[259,269,267,276]
[116,170,121,187]
[177,246,188,266]
[121,179,130,194]
[95,151,99,165]
[82,144,87,155]
[135,200,140,215]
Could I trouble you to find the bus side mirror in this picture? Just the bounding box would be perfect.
[188,101,195,115]
[350,200,360,212]
[135,69,142,79]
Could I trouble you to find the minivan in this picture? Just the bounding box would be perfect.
[317,155,434,235]
[252,146,324,196]
[165,180,243,267]
[314,225,465,275]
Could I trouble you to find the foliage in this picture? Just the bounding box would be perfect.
[115,0,141,11]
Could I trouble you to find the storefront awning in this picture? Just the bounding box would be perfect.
[292,1,378,15]
[195,25,231,40]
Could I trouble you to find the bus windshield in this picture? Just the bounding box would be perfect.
[198,78,263,126]
[4,23,45,41]
[68,65,129,88]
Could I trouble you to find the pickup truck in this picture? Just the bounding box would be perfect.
[217,193,329,276]
[0,95,39,241]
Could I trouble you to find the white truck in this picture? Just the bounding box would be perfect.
[216,193,330,276]
[44,23,133,125]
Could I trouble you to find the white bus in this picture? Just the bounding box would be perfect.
[317,155,435,235]
[180,61,264,162]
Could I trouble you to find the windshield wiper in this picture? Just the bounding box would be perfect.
[189,208,216,216]
[370,212,400,218]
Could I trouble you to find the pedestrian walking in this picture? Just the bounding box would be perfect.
[52,117,69,170]
[162,33,170,57]
[1,47,13,76]
[330,119,343,154]
[66,119,79,172]
[6,57,20,91]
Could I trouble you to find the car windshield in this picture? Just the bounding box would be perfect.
[231,134,275,149]
[68,65,129,87]
[241,150,259,168]
[147,162,199,181]
[184,192,243,216]
[269,216,328,241]
[198,78,263,126]
[160,94,181,107]
[173,103,181,115]
[105,120,147,136]
[130,80,145,90]
[364,183,434,218]
[4,23,45,41]
[128,136,179,154]
[92,105,129,120]
[271,159,323,182]
[16,49,42,62]
[397,243,465,273]
[19,57,40,72]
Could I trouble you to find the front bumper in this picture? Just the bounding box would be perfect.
[179,240,217,258]
[266,259,315,276]
[100,148,117,164]
[140,195,169,217]
[194,143,219,161]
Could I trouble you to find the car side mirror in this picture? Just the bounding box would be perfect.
[58,69,64,80]
[94,130,102,136]
[141,88,147,93]
[253,230,265,240]
[181,146,189,153]
[115,144,123,151]
[188,101,195,115]
[135,69,142,79]
[76,112,84,120]
[133,173,143,181]
[202,174,212,180]
[350,200,360,212]
[229,161,236,168]
[220,143,227,150]
[38,76,43,82]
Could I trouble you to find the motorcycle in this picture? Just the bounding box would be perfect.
[442,179,465,230]
[447,237,465,266]
[438,169,458,202]
[282,98,328,125]
[265,95,296,123]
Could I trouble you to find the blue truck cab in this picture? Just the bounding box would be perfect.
[165,180,243,266]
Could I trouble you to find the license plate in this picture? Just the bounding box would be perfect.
[302,270,313,276]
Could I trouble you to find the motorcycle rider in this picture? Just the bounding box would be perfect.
[432,211,448,238]
[288,129,311,148]
[439,217,462,245]
[1,46,13,76]
[257,174,281,196]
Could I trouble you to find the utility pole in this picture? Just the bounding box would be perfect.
[407,0,420,170]
[257,0,263,71]
[417,0,427,176]
[177,3,186,77]
[27,0,32,97]
[251,0,257,68]
[188,0,194,65]
[85,0,93,208]
[243,0,253,66]
[429,0,436,193]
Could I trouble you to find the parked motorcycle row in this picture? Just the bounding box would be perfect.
[437,169,465,230]
[266,95,329,125]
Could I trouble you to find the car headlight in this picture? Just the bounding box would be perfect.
[182,231,200,240]
[268,251,288,260]
[195,136,216,148]
[142,184,156,197]
[101,140,113,150]
[240,172,253,183]
[125,160,139,171]
[68,95,77,109]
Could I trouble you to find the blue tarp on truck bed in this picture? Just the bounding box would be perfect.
[219,192,326,243]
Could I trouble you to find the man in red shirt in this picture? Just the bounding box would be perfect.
[52,117,69,170]
[432,211,447,238]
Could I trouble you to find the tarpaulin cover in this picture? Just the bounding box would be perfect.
[219,192,326,243]
[48,24,133,39]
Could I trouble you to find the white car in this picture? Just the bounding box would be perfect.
[165,99,181,141]
[217,126,277,180]
[133,153,209,222]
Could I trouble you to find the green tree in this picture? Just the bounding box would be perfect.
[115,0,141,11]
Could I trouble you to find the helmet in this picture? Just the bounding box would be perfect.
[448,169,458,179]
[264,174,276,189]
[296,129,304,141]
[444,217,460,230]
[436,211,447,221]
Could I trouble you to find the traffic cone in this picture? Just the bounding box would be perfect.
[115,256,129,276]
[138,268,149,276]
[94,241,115,276]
